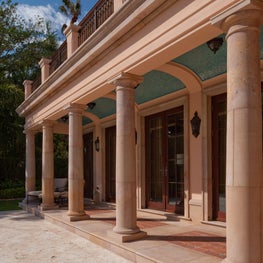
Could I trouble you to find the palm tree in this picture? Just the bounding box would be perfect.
[59,0,81,25]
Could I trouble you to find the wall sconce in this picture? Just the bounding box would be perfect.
[207,37,223,54]
[61,115,68,122]
[190,111,201,138]
[94,137,100,152]
[87,102,96,110]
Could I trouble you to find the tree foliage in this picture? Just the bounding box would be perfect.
[0,0,58,88]
[0,84,24,182]
[59,0,81,24]
[0,0,59,187]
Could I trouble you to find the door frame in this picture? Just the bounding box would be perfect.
[212,93,227,221]
[105,125,116,202]
[83,132,94,199]
[145,106,185,213]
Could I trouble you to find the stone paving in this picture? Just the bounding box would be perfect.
[35,203,226,263]
[0,210,132,263]
[0,203,226,263]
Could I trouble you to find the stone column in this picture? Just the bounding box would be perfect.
[24,130,36,202]
[113,0,123,12]
[23,80,33,99]
[221,9,263,263]
[111,73,146,242]
[67,104,89,221]
[64,24,81,58]
[39,58,51,83]
[40,121,56,210]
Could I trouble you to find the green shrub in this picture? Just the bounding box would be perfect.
[0,187,25,199]
[0,179,24,189]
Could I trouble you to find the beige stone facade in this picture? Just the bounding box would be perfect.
[17,0,263,262]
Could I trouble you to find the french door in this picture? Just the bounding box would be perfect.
[146,107,184,214]
[212,94,227,221]
[105,126,116,202]
[83,133,94,198]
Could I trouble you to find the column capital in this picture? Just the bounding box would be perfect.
[64,103,87,113]
[220,9,263,34]
[41,120,55,128]
[23,129,37,135]
[63,24,81,37]
[23,80,33,99]
[111,72,143,89]
[39,57,51,68]
[23,80,33,86]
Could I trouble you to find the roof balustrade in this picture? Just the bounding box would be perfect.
[28,0,114,94]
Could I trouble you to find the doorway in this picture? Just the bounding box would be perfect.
[105,126,116,202]
[83,133,94,199]
[212,93,226,221]
[145,106,184,214]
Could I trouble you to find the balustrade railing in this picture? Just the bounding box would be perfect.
[29,0,114,94]
[49,41,67,74]
[31,74,41,92]
[78,0,114,46]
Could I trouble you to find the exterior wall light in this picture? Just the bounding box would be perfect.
[207,37,223,54]
[190,111,201,138]
[61,115,68,122]
[87,102,96,110]
[95,137,100,152]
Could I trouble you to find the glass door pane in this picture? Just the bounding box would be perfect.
[105,126,116,202]
[146,107,184,214]
[83,133,93,199]
[218,109,226,214]
[146,116,164,208]
[167,108,184,214]
[212,93,226,221]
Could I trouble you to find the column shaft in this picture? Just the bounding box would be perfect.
[113,73,143,234]
[223,10,263,263]
[25,131,36,197]
[67,105,86,217]
[41,121,55,209]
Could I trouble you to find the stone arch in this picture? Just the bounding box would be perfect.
[157,61,202,93]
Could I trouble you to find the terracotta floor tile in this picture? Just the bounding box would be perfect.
[168,231,226,259]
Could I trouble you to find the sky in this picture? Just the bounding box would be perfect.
[14,0,98,39]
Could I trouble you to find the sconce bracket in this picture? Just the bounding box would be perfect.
[191,111,201,138]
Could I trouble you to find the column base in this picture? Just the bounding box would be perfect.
[108,229,147,242]
[39,203,58,211]
[66,211,90,222]
[113,225,141,234]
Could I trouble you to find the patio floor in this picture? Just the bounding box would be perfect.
[22,201,226,263]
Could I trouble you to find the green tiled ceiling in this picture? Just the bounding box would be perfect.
[173,35,227,81]
[84,97,116,124]
[135,70,185,104]
[174,27,263,81]
[83,27,263,124]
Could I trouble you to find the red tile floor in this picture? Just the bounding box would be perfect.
[87,209,226,260]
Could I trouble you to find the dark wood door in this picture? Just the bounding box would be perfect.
[212,93,227,221]
[262,83,263,151]
[105,126,116,202]
[145,107,184,214]
[83,133,94,198]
